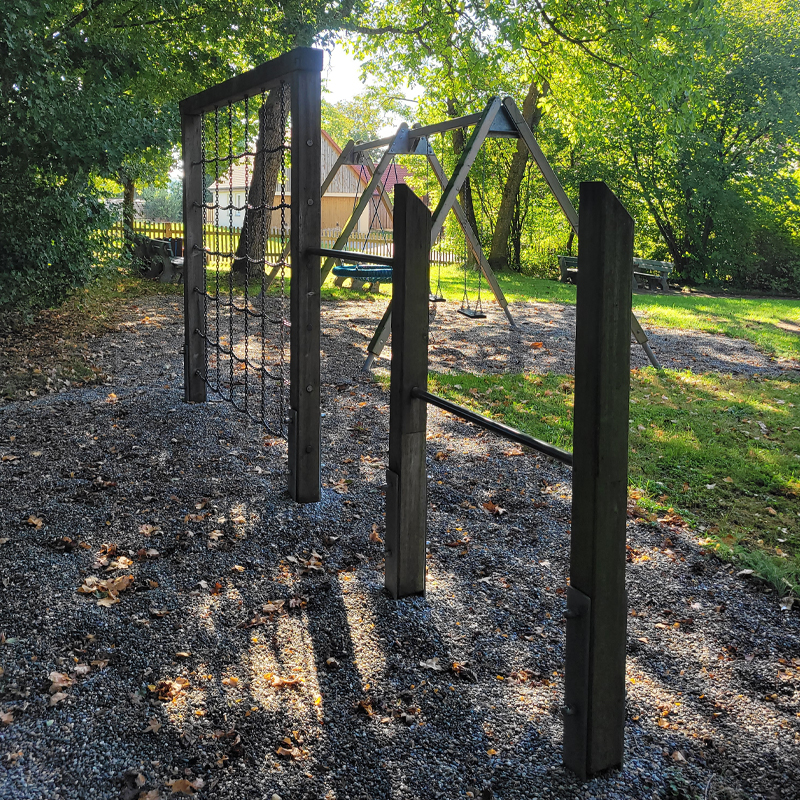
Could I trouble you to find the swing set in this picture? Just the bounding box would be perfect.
[316,96,661,370]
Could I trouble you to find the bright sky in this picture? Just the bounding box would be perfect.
[322,46,367,104]
[322,43,421,137]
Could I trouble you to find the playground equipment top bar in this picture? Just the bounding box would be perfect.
[180,48,323,116]
[351,111,487,153]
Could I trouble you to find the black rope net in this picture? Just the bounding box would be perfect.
[197,83,291,437]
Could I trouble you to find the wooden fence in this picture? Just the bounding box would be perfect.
[108,222,459,270]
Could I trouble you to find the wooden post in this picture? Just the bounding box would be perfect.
[182,111,206,403]
[385,185,432,598]
[288,67,322,503]
[564,182,633,778]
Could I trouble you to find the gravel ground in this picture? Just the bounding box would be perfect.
[0,294,798,800]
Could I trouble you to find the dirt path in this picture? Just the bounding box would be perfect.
[0,295,798,800]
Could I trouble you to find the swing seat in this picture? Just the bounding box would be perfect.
[332,265,393,283]
[458,306,486,319]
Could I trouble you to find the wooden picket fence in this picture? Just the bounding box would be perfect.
[107,222,459,271]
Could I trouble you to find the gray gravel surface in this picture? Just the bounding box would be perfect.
[0,294,798,800]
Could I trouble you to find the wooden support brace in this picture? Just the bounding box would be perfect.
[182,111,206,403]
[288,68,321,503]
[564,181,632,778]
[385,185,432,598]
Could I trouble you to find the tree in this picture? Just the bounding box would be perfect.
[1,0,363,311]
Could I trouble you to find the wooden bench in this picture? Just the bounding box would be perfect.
[558,254,673,292]
[557,255,579,284]
[632,258,672,291]
[132,236,184,283]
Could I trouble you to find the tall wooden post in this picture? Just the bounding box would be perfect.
[564,182,633,778]
[182,111,206,403]
[288,67,322,503]
[385,186,432,598]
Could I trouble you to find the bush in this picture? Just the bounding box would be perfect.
[0,176,113,315]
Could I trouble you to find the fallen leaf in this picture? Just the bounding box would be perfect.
[143,718,161,734]
[27,515,44,529]
[530,342,543,349]
[270,675,301,689]
[766,507,778,516]
[482,501,506,517]
[166,778,197,795]
[48,672,73,692]
[369,523,383,544]
[780,597,796,611]
[49,692,68,706]
[0,711,13,725]
[420,657,444,671]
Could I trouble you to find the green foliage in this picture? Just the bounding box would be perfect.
[139,180,184,222]
[0,0,174,313]
[322,90,409,145]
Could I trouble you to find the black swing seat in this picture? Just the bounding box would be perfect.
[332,264,393,283]
[458,306,486,319]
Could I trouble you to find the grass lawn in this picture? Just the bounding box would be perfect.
[427,369,800,595]
[428,263,800,361]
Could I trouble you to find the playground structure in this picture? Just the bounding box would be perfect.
[181,48,322,503]
[319,98,661,370]
[182,48,632,779]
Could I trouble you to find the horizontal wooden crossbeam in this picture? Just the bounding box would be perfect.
[180,48,323,115]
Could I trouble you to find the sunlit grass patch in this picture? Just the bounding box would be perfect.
[426,368,800,594]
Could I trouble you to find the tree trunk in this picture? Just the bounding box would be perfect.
[122,177,135,253]
[232,87,287,280]
[488,79,546,272]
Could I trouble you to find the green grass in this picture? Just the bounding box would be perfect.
[426,369,800,595]
[412,262,800,361]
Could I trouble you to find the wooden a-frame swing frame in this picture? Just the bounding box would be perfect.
[320,96,661,370]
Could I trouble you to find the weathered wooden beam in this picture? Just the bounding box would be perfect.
[287,67,321,503]
[180,48,323,115]
[429,98,501,237]
[385,185,431,599]
[182,111,206,403]
[564,181,632,778]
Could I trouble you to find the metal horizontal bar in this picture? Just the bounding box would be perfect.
[411,388,573,466]
[180,48,323,115]
[307,247,394,267]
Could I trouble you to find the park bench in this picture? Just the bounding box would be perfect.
[558,254,673,291]
[132,235,184,283]
[632,258,672,291]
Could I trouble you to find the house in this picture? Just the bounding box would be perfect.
[205,131,408,233]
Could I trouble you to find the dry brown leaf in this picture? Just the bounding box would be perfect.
[48,672,73,692]
[369,523,383,544]
[270,675,301,689]
[0,711,13,725]
[49,692,68,706]
[482,501,506,517]
[143,718,162,734]
[27,515,44,529]
[166,778,198,795]
[530,342,544,349]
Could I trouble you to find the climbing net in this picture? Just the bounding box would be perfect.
[198,84,291,436]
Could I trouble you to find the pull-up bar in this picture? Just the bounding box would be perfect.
[410,387,573,465]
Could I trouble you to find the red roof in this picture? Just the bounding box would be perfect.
[375,164,410,195]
